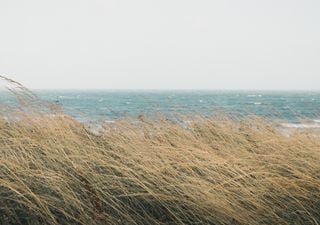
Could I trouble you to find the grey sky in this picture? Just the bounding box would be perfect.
[0,0,319,90]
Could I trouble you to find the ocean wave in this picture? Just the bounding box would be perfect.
[281,123,320,129]
[58,95,74,100]
[104,120,116,124]
[247,94,262,98]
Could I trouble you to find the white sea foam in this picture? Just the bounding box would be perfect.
[181,120,193,130]
[104,120,115,124]
[58,95,73,100]
[254,102,262,105]
[313,120,320,123]
[281,123,320,129]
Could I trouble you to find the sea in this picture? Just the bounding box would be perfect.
[1,90,320,128]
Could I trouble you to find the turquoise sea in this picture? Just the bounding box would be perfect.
[1,90,320,127]
[42,91,320,125]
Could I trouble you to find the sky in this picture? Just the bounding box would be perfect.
[0,0,319,90]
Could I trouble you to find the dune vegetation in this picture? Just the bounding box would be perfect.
[0,77,319,225]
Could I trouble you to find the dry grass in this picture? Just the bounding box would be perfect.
[0,77,319,225]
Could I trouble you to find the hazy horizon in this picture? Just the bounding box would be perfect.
[31,88,320,92]
[1,0,320,90]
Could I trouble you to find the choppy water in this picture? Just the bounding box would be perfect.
[1,90,320,127]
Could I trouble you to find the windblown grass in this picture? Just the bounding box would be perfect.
[0,77,319,224]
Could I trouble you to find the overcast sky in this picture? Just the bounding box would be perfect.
[0,0,319,90]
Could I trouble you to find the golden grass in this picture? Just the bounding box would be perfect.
[0,77,319,224]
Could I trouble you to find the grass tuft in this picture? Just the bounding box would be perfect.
[0,76,319,224]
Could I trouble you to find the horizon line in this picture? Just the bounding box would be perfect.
[28,88,320,92]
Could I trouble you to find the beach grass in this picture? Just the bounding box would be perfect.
[0,77,319,225]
